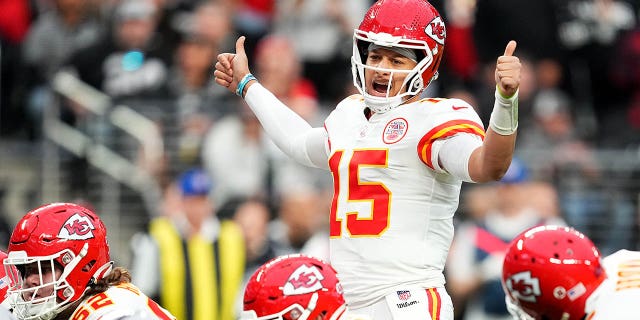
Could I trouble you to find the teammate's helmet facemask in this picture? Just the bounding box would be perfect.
[5,203,113,320]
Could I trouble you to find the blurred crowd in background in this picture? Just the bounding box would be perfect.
[1,0,640,319]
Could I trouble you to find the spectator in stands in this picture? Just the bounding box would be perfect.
[23,0,103,83]
[251,34,331,196]
[269,187,331,261]
[188,1,236,53]
[231,0,276,64]
[554,0,636,147]
[273,0,369,104]
[610,24,640,147]
[52,0,170,197]
[166,27,229,172]
[232,197,280,275]
[473,0,561,67]
[21,0,104,138]
[0,0,31,137]
[201,35,328,210]
[201,103,277,210]
[253,35,316,107]
[446,158,565,320]
[0,0,30,45]
[231,196,284,316]
[519,90,586,155]
[63,0,169,101]
[438,0,479,85]
[130,168,245,320]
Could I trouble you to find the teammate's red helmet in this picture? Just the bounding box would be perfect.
[0,250,18,303]
[241,254,345,320]
[5,203,113,320]
[352,0,446,113]
[501,225,606,320]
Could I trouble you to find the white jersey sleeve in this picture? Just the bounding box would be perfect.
[586,250,640,319]
[244,83,329,169]
[0,305,16,320]
[420,98,484,179]
[69,283,175,320]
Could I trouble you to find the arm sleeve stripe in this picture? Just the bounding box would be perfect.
[417,120,485,169]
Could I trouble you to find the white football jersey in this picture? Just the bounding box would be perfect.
[586,250,640,319]
[69,282,175,320]
[324,95,485,308]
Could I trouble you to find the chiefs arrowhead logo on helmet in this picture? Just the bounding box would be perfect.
[283,264,325,295]
[58,213,96,240]
[425,17,446,45]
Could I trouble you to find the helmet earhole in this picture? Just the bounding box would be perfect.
[414,77,423,89]
[63,287,73,298]
[62,253,73,265]
[290,308,302,319]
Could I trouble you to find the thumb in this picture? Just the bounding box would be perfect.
[503,40,517,57]
[235,36,247,57]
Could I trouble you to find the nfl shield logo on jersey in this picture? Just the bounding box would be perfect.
[397,290,411,301]
[383,118,408,144]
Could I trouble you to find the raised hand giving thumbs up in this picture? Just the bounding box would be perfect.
[214,36,255,97]
[495,40,521,98]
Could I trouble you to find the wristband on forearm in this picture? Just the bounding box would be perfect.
[489,87,519,135]
[236,73,257,98]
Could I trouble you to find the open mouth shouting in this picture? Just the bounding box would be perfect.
[370,79,392,97]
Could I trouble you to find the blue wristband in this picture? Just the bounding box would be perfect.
[236,73,257,97]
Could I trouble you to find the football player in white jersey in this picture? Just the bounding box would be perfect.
[214,0,521,318]
[3,203,175,320]
[502,225,640,320]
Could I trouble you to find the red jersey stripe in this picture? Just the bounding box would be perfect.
[417,120,485,169]
[426,288,442,319]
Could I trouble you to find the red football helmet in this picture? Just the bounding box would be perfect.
[351,0,446,113]
[5,203,113,320]
[240,254,345,320]
[501,225,606,320]
[0,250,19,303]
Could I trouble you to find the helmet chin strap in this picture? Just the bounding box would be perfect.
[92,261,114,282]
[363,94,404,114]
